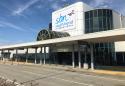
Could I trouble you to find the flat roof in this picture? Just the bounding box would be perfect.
[0,28,125,50]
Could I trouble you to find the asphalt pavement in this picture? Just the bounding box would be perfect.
[0,64,125,86]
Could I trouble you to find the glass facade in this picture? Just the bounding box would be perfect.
[85,9,115,66]
[93,43,115,65]
[116,52,125,66]
[85,9,113,33]
[37,29,70,41]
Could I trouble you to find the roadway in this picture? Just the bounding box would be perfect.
[0,64,125,86]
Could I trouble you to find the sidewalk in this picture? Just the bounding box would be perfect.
[92,70,125,76]
[0,61,125,77]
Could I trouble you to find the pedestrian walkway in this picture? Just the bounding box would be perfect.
[0,61,125,77]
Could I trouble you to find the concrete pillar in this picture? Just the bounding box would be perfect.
[72,44,75,68]
[8,50,10,59]
[15,49,18,62]
[44,47,46,64]
[78,45,81,68]
[84,51,87,63]
[35,48,37,64]
[40,47,42,65]
[120,14,123,28]
[11,50,13,65]
[53,45,57,64]
[1,50,3,62]
[113,52,117,65]
[48,46,51,64]
[2,50,4,62]
[53,52,56,64]
[90,44,94,70]
[84,48,89,69]
[26,48,28,63]
[0,50,1,61]
[123,53,125,63]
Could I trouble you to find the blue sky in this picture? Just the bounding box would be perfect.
[0,0,125,45]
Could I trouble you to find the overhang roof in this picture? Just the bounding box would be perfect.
[0,28,125,50]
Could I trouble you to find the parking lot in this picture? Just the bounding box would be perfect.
[0,64,125,86]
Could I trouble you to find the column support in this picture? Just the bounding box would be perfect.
[8,50,10,64]
[78,44,81,68]
[26,48,28,63]
[84,50,87,63]
[0,50,1,61]
[83,47,89,69]
[1,50,3,62]
[114,52,117,65]
[44,47,46,65]
[40,47,42,65]
[11,50,13,65]
[48,46,51,65]
[35,47,37,64]
[120,14,123,28]
[72,44,75,68]
[123,53,125,63]
[2,50,5,63]
[90,43,94,70]
[53,45,57,65]
[15,49,18,62]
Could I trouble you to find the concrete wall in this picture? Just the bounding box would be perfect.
[52,44,73,52]
[52,2,93,36]
[115,41,125,52]
[113,11,121,29]
[113,12,125,52]
[122,16,125,28]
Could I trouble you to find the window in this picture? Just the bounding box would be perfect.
[85,19,89,33]
[85,12,89,19]
[90,11,93,18]
[90,18,93,32]
[93,10,98,17]
[98,9,103,16]
[103,9,107,17]
[85,9,113,33]
[103,16,107,30]
[93,17,99,32]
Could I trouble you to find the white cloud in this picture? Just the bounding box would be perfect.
[89,0,125,15]
[0,21,26,31]
[89,0,113,8]
[12,0,39,15]
[51,2,61,10]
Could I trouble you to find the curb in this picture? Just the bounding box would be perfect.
[1,61,125,77]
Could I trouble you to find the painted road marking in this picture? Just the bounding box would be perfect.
[1,64,125,83]
[67,72,125,82]
[30,67,125,82]
[22,70,94,86]
[51,77,94,86]
[25,66,125,83]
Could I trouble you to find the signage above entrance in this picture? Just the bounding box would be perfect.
[52,6,76,31]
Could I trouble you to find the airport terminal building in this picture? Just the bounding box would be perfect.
[0,2,125,70]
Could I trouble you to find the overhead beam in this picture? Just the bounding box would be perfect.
[0,28,125,50]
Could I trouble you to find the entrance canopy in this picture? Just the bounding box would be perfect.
[37,29,70,41]
[0,28,125,50]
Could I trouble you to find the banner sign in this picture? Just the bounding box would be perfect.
[52,7,76,31]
